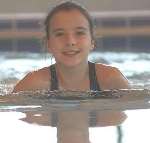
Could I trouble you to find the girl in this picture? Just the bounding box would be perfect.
[13,2,130,143]
[13,1,130,92]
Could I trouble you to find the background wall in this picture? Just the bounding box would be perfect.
[0,0,150,13]
[0,0,150,53]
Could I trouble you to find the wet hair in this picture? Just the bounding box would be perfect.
[45,1,94,40]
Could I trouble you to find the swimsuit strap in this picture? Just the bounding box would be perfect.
[88,61,101,91]
[50,64,59,90]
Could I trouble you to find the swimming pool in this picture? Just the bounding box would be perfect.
[0,51,150,143]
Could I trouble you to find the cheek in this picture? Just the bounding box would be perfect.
[81,38,93,50]
[48,38,57,49]
[47,40,57,54]
[81,35,92,44]
[48,42,62,57]
[49,37,64,47]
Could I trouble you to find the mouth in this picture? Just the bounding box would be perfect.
[62,50,80,56]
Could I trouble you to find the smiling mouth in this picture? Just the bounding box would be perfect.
[62,50,80,56]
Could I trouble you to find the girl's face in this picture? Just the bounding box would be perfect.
[47,9,94,67]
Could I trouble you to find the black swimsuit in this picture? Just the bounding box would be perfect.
[49,61,100,127]
[50,61,101,91]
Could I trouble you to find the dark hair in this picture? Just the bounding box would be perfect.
[45,1,94,39]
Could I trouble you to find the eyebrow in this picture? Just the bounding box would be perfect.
[51,28,64,34]
[51,26,88,33]
[75,26,89,31]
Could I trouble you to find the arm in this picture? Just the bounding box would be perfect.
[109,67,130,89]
[13,68,50,92]
[13,72,38,92]
[96,64,131,90]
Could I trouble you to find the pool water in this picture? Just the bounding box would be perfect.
[0,51,150,143]
[1,51,150,90]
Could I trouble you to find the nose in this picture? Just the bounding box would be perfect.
[66,33,76,47]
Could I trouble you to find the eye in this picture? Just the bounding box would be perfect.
[54,32,64,37]
[76,30,86,36]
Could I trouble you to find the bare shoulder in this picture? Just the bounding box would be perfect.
[95,63,130,89]
[13,66,50,92]
[95,63,123,77]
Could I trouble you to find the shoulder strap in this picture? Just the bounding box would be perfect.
[88,61,101,91]
[50,64,59,90]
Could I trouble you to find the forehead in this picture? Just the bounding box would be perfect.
[49,9,90,30]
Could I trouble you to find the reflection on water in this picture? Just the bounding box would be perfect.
[0,51,150,143]
[0,109,150,143]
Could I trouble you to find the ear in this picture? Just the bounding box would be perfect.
[90,40,95,50]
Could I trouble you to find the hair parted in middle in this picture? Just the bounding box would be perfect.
[45,1,95,40]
